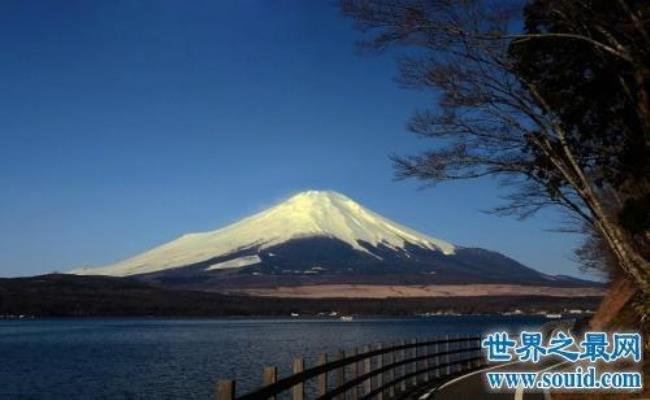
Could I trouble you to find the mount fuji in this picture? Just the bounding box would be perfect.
[71,190,597,294]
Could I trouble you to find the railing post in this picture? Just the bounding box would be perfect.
[411,338,418,387]
[455,334,461,373]
[362,345,371,396]
[263,367,278,400]
[456,333,465,372]
[376,343,384,400]
[454,334,459,373]
[317,354,328,397]
[347,348,359,400]
[336,350,346,400]
[217,379,235,400]
[398,340,407,393]
[293,358,304,400]
[472,339,478,368]
[434,338,440,379]
[423,338,430,383]
[387,345,395,398]
[445,335,451,376]
[465,334,474,370]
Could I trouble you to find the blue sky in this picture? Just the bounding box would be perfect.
[0,0,590,279]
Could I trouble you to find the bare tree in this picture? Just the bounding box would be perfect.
[341,0,650,326]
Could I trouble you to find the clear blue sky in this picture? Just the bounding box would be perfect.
[0,0,591,279]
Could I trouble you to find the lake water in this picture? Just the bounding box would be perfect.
[0,316,548,399]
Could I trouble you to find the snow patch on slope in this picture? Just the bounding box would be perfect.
[206,255,262,271]
[71,190,455,277]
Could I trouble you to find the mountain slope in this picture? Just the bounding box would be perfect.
[71,190,596,289]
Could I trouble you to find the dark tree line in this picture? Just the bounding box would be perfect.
[341,0,649,327]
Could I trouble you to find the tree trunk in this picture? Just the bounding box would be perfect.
[539,127,650,294]
[595,216,650,292]
[589,276,638,330]
[634,69,650,146]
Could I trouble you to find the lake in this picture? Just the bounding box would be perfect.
[0,316,548,399]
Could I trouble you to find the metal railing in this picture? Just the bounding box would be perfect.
[216,335,486,400]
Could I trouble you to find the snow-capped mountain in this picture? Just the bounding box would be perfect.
[71,190,594,289]
[73,191,455,276]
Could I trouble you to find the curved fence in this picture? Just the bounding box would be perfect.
[216,335,485,400]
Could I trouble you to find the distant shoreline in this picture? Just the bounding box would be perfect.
[0,315,580,321]
[228,283,604,298]
[0,274,601,318]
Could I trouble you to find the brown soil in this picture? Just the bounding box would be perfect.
[227,283,604,298]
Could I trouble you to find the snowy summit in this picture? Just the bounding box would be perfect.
[72,190,455,277]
